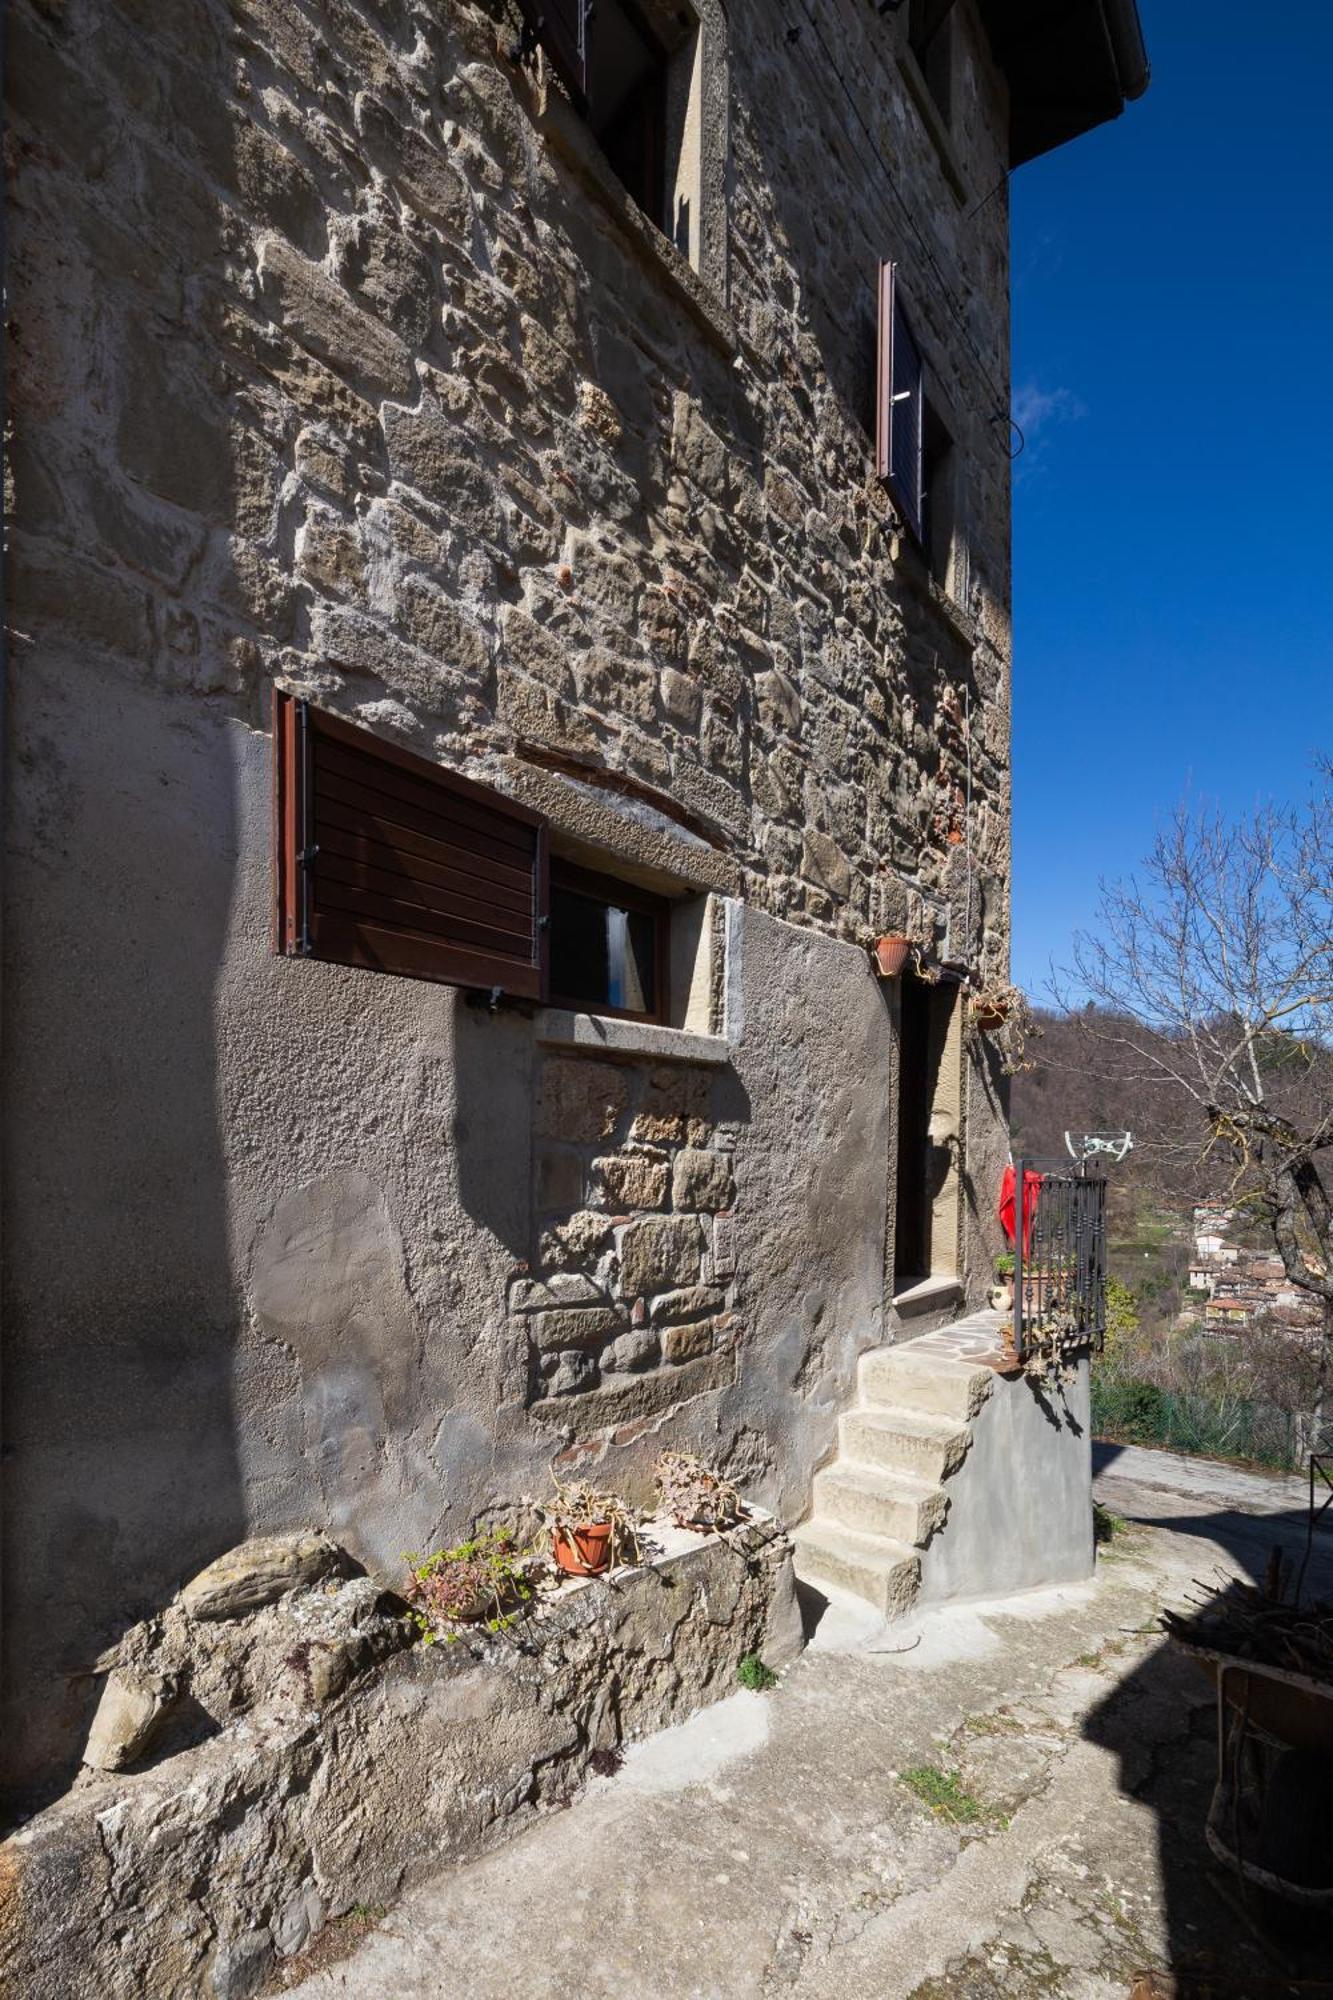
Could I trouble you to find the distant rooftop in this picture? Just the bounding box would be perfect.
[979,0,1150,166]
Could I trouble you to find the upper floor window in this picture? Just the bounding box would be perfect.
[877,262,965,600]
[908,0,955,126]
[514,0,724,279]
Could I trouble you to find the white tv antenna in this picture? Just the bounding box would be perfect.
[1065,1131,1134,1165]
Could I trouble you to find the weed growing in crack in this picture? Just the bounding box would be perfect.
[899,1764,985,1825]
[737,1653,779,1691]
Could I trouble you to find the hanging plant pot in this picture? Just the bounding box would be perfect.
[552,1523,613,1577]
[970,993,1011,1031]
[873,935,913,979]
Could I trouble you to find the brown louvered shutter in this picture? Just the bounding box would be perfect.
[514,0,590,109]
[273,692,548,998]
[877,262,924,543]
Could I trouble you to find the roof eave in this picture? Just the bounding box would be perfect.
[981,0,1150,169]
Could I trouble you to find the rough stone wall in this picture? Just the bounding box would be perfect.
[2,0,1014,1793]
[0,1524,799,1999]
[518,1053,739,1416]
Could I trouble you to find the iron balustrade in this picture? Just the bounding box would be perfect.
[1012,1160,1107,1365]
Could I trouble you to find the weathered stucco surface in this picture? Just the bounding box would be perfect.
[918,1357,1095,1606]
[3,0,1017,1794]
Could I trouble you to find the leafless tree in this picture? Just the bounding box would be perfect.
[1058,770,1333,1338]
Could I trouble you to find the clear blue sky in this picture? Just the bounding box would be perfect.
[1009,1,1333,997]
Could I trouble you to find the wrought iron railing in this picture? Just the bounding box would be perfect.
[1013,1160,1107,1365]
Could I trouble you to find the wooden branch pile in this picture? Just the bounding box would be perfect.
[1162,1569,1333,1685]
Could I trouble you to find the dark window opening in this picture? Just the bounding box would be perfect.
[909,0,954,125]
[548,858,668,1022]
[893,971,956,1287]
[517,0,679,238]
[586,0,668,232]
[922,398,956,591]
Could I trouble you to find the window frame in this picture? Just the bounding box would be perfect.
[877,261,925,545]
[546,855,671,1026]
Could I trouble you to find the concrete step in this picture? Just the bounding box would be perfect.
[812,1462,949,1547]
[860,1345,995,1422]
[792,1521,921,1617]
[839,1406,973,1483]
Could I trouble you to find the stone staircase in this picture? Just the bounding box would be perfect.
[793,1314,1008,1617]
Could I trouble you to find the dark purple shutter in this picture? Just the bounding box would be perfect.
[274,692,549,998]
[515,0,590,109]
[877,262,924,543]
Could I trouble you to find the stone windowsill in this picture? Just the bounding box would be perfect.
[536,1008,733,1067]
[891,531,980,654]
[896,49,969,207]
[892,1272,965,1319]
[525,70,739,360]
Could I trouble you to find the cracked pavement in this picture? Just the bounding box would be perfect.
[281,1444,1333,1998]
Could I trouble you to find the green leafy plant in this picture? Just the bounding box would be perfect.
[736,1653,778,1691]
[994,1251,1015,1278]
[403,1529,537,1645]
[899,1764,984,1825]
[655,1449,743,1531]
[1092,1500,1126,1545]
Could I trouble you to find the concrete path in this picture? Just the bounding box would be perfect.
[277,1449,1333,1999]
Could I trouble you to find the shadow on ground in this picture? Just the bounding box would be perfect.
[1089,1441,1333,1996]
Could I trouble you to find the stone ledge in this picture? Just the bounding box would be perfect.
[536,1009,733,1068]
[0,1521,799,2000]
[892,1273,965,1320]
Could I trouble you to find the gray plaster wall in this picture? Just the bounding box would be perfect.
[0,682,906,1789]
[918,1359,1095,1606]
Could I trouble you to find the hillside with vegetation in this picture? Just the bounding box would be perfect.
[1010,1007,1332,1468]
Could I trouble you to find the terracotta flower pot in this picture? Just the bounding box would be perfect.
[972,1004,1008,1031]
[873,935,912,979]
[552,1523,613,1577]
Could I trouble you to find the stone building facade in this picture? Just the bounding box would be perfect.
[2,0,1147,1795]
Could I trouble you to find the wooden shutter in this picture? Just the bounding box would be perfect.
[514,0,590,109]
[877,262,924,543]
[273,692,548,998]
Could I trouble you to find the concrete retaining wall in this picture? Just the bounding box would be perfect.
[919,1356,1095,1606]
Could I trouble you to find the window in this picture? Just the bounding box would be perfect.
[515,0,707,262]
[273,698,699,1023]
[877,261,924,543]
[908,0,954,126]
[273,692,547,995]
[922,396,958,593]
[548,859,667,1021]
[893,971,962,1288]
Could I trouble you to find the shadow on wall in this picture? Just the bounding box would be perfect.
[1084,1443,1333,1991]
[2,0,266,1809]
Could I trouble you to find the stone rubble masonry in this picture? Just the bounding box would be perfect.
[0,1524,801,2000]
[517,1052,742,1422]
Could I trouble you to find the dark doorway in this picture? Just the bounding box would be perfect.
[893,971,956,1287]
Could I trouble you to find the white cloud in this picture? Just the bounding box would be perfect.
[1012,382,1085,440]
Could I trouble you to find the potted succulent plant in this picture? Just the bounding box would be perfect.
[537,1479,640,1577]
[966,983,1041,1074]
[655,1449,743,1532]
[402,1529,537,1644]
[872,934,913,979]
